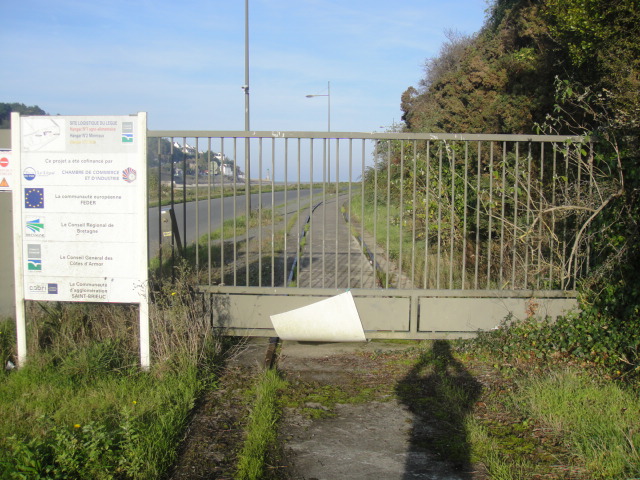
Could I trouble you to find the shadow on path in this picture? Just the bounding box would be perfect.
[395,340,482,479]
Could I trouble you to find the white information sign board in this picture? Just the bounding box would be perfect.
[11,113,149,367]
[13,114,147,303]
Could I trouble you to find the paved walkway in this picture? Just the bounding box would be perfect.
[295,195,377,289]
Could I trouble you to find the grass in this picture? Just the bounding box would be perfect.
[349,194,468,289]
[274,339,640,479]
[0,351,202,479]
[151,206,290,284]
[0,268,225,479]
[152,197,312,289]
[462,340,640,479]
[4,307,639,479]
[517,369,640,478]
[235,368,287,480]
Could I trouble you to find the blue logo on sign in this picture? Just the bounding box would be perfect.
[25,188,44,208]
[47,283,58,294]
[23,167,36,181]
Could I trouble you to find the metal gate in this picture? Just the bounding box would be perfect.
[147,131,591,339]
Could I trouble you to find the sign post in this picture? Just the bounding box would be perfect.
[11,113,149,369]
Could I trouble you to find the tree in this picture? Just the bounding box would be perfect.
[0,103,47,128]
[395,0,640,372]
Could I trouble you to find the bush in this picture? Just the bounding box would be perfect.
[473,309,639,379]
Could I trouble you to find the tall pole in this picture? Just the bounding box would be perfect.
[327,81,331,184]
[244,0,251,211]
[306,81,331,182]
[327,80,331,133]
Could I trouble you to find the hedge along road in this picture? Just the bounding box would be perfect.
[147,189,321,256]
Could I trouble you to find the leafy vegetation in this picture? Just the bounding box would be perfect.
[0,103,46,129]
[0,268,225,479]
[395,0,640,377]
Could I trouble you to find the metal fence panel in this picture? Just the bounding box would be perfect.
[147,131,594,337]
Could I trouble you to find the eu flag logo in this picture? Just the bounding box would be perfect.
[25,188,44,209]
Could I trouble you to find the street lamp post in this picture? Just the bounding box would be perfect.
[306,81,331,182]
[243,0,251,211]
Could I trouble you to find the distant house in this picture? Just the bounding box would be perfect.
[173,141,196,155]
[221,162,234,176]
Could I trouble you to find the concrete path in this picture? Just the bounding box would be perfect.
[277,340,473,480]
[295,194,377,289]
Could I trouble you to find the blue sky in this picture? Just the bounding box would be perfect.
[1,0,488,133]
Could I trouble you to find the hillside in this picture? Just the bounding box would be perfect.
[399,0,640,378]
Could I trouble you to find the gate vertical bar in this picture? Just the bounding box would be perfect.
[537,143,545,290]
[411,140,418,286]
[322,138,327,287]
[195,138,200,270]
[499,142,507,288]
[487,141,494,289]
[348,138,353,288]
[220,139,225,285]
[373,140,379,287]
[283,138,289,287]
[170,138,175,278]
[524,142,532,289]
[385,140,391,288]
[423,141,431,289]
[309,139,314,284]
[399,141,405,286]
[245,135,250,286]
[207,138,212,286]
[182,137,187,247]
[258,137,263,287]
[573,144,582,286]
[296,139,301,286]
[157,137,163,282]
[271,138,275,287]
[511,142,520,288]
[561,146,569,289]
[462,142,469,290]
[449,145,456,289]
[233,138,238,286]
[549,143,557,287]
[360,139,366,286]
[334,138,340,288]
[474,142,481,289]
[586,141,594,273]
[436,143,443,289]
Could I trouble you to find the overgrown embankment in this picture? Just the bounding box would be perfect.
[0,271,227,479]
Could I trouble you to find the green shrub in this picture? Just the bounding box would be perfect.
[473,309,639,378]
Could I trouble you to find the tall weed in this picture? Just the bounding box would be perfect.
[0,264,223,479]
[517,369,640,479]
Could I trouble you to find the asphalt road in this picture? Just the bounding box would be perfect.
[147,189,320,255]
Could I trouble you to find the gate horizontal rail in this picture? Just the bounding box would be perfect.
[147,130,592,337]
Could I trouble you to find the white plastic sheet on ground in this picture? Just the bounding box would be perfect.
[270,291,366,342]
